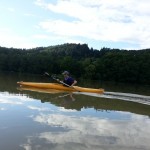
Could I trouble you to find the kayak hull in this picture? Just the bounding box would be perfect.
[17,82,104,94]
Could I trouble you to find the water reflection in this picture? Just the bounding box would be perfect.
[16,89,150,117]
[21,113,150,150]
[0,91,150,150]
[0,72,150,150]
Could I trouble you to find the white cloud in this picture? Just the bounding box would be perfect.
[24,13,36,17]
[39,20,96,38]
[7,7,15,12]
[1,0,150,49]
[36,0,150,49]
[32,34,51,40]
[0,28,38,49]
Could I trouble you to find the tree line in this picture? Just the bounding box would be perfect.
[0,43,150,84]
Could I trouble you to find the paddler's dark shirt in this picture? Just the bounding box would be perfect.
[63,77,74,86]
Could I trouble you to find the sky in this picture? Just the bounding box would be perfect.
[0,0,150,50]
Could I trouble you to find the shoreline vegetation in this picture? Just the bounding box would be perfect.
[0,43,150,85]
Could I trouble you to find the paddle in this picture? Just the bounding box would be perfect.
[44,72,80,92]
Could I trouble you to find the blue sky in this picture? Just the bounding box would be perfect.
[0,0,150,50]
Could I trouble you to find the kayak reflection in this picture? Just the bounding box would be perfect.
[18,86,76,106]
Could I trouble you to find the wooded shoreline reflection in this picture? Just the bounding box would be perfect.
[18,89,150,117]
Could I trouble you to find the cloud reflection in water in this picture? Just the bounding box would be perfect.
[0,92,150,150]
[21,113,150,150]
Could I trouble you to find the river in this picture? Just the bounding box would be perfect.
[0,72,150,150]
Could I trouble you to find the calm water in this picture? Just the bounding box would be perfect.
[0,72,150,150]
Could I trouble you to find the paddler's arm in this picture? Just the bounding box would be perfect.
[71,80,77,87]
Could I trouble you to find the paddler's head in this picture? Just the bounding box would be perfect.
[62,71,69,77]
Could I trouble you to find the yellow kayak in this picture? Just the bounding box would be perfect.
[17,81,104,94]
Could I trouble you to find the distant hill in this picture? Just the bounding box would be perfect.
[0,43,150,84]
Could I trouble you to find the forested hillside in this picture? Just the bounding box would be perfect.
[0,43,150,84]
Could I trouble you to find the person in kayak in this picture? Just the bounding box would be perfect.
[62,71,77,87]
